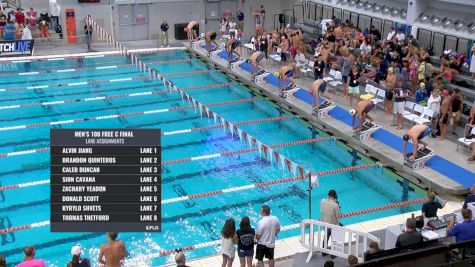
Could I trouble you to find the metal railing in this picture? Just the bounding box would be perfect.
[300,219,380,263]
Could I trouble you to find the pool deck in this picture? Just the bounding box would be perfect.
[185,43,474,197]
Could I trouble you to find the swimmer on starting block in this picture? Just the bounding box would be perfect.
[403,124,431,161]
[249,51,266,76]
[205,31,219,52]
[350,99,374,132]
[225,39,241,62]
[184,20,199,42]
[275,64,296,92]
[307,79,330,111]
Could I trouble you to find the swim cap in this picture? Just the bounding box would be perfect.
[388,67,393,74]
[419,82,425,88]
[71,244,82,256]
[349,109,356,116]
[200,32,205,38]
[274,72,280,77]
[403,134,410,141]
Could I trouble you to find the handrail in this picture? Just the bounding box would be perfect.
[300,219,379,263]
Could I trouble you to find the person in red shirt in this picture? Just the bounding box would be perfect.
[15,8,25,26]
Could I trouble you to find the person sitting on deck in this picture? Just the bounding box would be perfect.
[402,124,431,161]
[275,64,296,92]
[350,100,374,132]
[307,79,330,111]
[249,51,266,76]
[205,31,219,52]
[225,38,241,63]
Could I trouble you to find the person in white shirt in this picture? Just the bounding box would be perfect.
[320,189,341,255]
[385,27,395,44]
[228,19,237,39]
[256,205,280,267]
[21,24,32,40]
[221,218,236,267]
[427,89,441,137]
[396,28,406,46]
[294,49,307,78]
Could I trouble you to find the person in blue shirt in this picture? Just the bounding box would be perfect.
[463,184,475,209]
[3,20,15,40]
[415,82,427,103]
[447,209,475,243]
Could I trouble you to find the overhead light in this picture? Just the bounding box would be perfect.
[357,1,366,8]
[342,0,350,4]
[431,16,441,26]
[365,2,373,10]
[468,24,475,33]
[441,17,453,28]
[420,14,429,23]
[400,9,407,19]
[390,8,399,17]
[467,21,475,32]
[373,4,381,12]
[349,0,359,7]
[336,0,343,4]
[382,6,390,15]
[454,19,465,31]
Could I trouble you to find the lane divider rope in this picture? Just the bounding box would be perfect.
[0,97,257,132]
[0,82,232,111]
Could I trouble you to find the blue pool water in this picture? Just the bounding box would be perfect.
[0,50,424,266]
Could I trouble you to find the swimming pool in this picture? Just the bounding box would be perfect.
[0,50,425,266]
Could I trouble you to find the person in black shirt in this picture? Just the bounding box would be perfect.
[236,8,244,31]
[0,11,6,39]
[160,19,169,47]
[421,192,446,218]
[369,25,381,42]
[234,217,255,267]
[313,55,325,80]
[348,66,360,108]
[84,23,93,51]
[395,218,423,249]
[463,184,475,208]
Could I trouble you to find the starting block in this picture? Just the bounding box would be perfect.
[209,49,223,59]
[312,99,335,118]
[251,71,268,84]
[404,147,435,170]
[353,121,380,142]
[229,59,245,70]
[279,84,299,98]
[190,40,203,49]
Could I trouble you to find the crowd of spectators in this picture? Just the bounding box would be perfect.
[0,7,50,41]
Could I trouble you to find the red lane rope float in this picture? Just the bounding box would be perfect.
[162,69,213,77]
[0,97,258,132]
[146,59,193,65]
[341,197,428,218]
[0,114,286,159]
[162,164,376,204]
[0,82,232,111]
[161,138,331,166]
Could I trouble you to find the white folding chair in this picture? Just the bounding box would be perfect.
[413,108,434,125]
[270,48,282,64]
[402,101,415,116]
[403,104,424,123]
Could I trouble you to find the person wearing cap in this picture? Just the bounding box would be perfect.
[415,82,427,103]
[320,190,341,255]
[351,99,374,132]
[17,246,46,267]
[402,124,431,161]
[67,244,91,267]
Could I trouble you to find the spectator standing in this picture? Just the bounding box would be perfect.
[0,11,6,39]
[67,244,91,267]
[236,8,244,32]
[427,89,441,136]
[385,27,395,45]
[84,23,93,51]
[395,218,423,249]
[160,19,169,48]
[21,24,32,40]
[447,209,475,243]
[438,89,452,140]
[234,217,255,267]
[415,82,427,103]
[175,252,191,267]
[221,218,236,267]
[396,28,405,46]
[470,43,475,79]
[98,232,128,266]
[0,255,6,267]
[256,205,280,267]
[313,55,325,80]
[17,246,46,267]
[392,82,407,130]
[3,20,16,41]
[421,192,447,218]
[228,19,237,39]
[14,8,25,27]
[39,20,50,41]
[463,184,475,209]
[320,189,341,254]
[341,53,352,98]
[219,17,227,37]
[26,8,37,35]
[258,5,266,29]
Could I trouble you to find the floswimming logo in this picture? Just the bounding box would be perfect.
[0,40,34,56]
